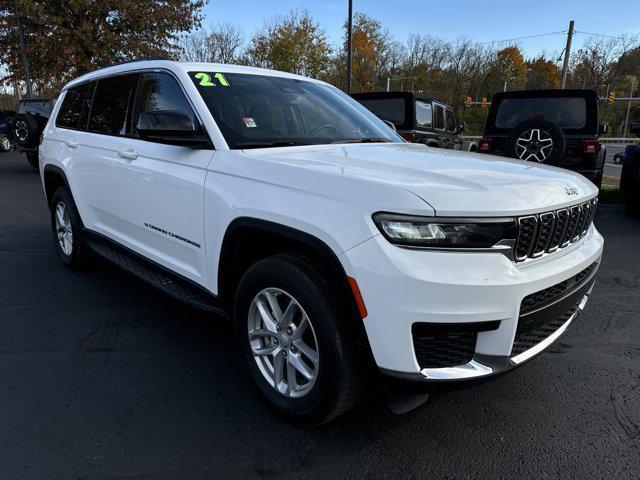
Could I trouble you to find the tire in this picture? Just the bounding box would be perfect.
[234,254,362,424]
[26,151,39,171]
[621,146,640,216]
[12,113,40,148]
[0,134,11,152]
[50,187,92,268]
[504,119,566,165]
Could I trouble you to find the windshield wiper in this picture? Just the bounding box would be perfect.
[331,137,392,144]
[235,141,314,149]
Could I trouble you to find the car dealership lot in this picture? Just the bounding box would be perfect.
[1,151,639,479]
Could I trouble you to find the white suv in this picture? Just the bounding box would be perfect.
[40,59,603,424]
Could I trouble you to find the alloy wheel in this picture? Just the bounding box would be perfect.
[0,136,10,151]
[248,288,319,398]
[515,128,553,162]
[14,119,28,142]
[55,201,73,256]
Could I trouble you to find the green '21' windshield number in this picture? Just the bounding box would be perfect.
[194,72,230,87]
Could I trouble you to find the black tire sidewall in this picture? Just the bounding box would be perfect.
[26,151,39,170]
[50,187,86,266]
[505,119,566,165]
[234,255,355,423]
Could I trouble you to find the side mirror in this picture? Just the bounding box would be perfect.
[136,110,210,147]
[382,119,397,132]
[599,123,609,135]
[457,122,466,133]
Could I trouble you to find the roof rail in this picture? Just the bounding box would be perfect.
[98,56,171,72]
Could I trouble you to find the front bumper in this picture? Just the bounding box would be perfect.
[342,224,604,380]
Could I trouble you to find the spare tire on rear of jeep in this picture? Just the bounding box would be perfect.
[504,119,566,165]
[12,113,40,148]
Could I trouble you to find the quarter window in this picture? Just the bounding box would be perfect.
[434,105,444,130]
[131,72,195,137]
[415,101,432,128]
[88,74,136,135]
[56,82,94,130]
[445,109,456,132]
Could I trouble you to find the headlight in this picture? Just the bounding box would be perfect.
[372,212,517,249]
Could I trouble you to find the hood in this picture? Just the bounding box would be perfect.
[243,143,598,216]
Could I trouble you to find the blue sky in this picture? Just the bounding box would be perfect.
[202,0,640,57]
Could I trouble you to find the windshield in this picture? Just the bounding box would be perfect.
[189,71,402,148]
[495,97,587,129]
[357,98,406,125]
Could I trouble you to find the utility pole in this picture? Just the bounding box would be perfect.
[623,77,636,137]
[560,20,574,89]
[14,1,33,99]
[346,0,353,94]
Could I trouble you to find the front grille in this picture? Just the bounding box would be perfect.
[511,304,579,356]
[515,198,597,262]
[412,321,499,369]
[520,262,598,315]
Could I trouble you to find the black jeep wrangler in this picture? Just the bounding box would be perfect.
[352,92,476,151]
[12,98,54,171]
[478,89,607,189]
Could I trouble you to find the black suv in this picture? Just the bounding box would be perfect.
[0,109,16,152]
[12,98,55,170]
[478,89,607,188]
[352,92,476,151]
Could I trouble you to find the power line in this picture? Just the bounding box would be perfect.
[574,30,633,40]
[476,30,567,46]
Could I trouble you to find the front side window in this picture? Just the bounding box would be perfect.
[434,105,444,130]
[88,74,136,135]
[415,101,432,128]
[131,72,196,137]
[189,71,401,148]
[445,109,456,132]
[56,82,94,130]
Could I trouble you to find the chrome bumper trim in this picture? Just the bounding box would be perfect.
[381,293,588,382]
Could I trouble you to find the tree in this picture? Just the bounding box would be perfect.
[487,46,527,91]
[180,22,245,64]
[526,56,561,89]
[0,0,205,96]
[247,9,330,78]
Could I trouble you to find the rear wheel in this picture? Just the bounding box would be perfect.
[505,119,566,164]
[50,187,92,268]
[234,254,361,424]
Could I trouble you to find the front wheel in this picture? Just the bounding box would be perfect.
[0,134,11,152]
[26,151,38,171]
[234,254,361,424]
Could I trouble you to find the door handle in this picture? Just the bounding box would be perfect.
[65,140,78,149]
[117,148,138,160]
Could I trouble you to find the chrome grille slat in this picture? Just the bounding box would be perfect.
[515,199,596,262]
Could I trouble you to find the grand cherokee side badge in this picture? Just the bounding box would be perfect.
[565,187,578,195]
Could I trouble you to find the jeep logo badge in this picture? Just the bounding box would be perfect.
[565,187,578,195]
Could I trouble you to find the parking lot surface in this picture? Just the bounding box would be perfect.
[1,151,639,479]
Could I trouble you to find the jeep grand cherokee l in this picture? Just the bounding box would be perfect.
[39,59,603,424]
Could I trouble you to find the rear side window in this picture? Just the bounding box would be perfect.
[56,82,94,130]
[415,101,432,128]
[445,108,456,132]
[357,98,405,125]
[434,105,444,129]
[88,74,136,135]
[131,72,195,137]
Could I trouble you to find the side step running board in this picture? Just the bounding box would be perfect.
[86,237,229,319]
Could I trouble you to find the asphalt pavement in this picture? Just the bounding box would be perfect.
[1,151,639,479]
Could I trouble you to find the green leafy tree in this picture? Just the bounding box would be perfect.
[247,9,330,78]
[0,0,205,95]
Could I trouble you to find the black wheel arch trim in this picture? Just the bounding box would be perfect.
[43,164,71,207]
